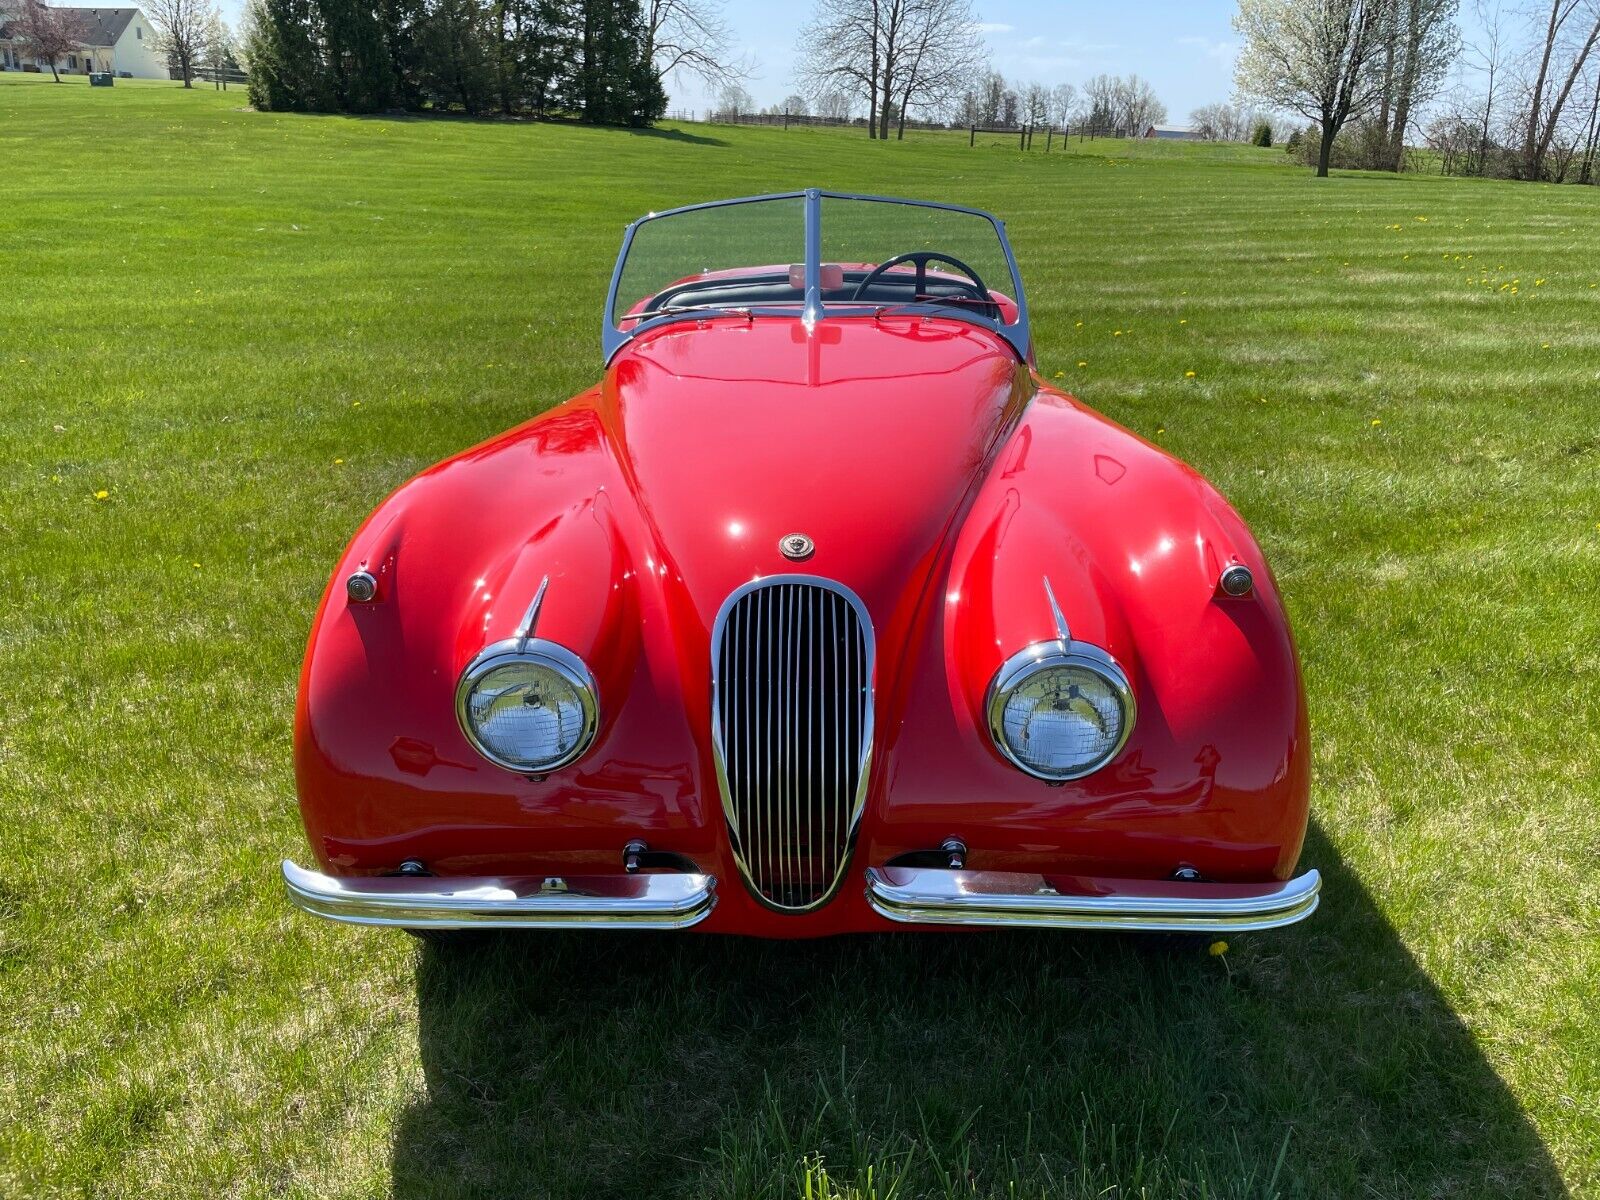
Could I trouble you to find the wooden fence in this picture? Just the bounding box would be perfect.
[667,109,1138,149]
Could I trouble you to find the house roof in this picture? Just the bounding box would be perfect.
[49,6,140,46]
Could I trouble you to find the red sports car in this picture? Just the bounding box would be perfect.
[283,190,1319,937]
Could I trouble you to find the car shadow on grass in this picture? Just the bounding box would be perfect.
[390,823,1567,1199]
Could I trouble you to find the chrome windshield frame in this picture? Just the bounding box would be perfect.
[601,188,1031,364]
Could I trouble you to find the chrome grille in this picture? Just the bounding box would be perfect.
[712,577,873,911]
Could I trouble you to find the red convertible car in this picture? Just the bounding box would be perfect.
[283,190,1319,936]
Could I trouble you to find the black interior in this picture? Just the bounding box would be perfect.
[640,265,998,318]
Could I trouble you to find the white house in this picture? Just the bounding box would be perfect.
[0,6,167,78]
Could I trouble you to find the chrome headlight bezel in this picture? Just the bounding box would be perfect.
[985,640,1136,781]
[454,638,599,774]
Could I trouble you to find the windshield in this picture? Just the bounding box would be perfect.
[604,190,1028,362]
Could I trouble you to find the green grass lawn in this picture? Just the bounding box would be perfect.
[1,73,1596,1199]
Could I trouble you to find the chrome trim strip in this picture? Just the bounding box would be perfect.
[865,867,1321,932]
[709,574,875,914]
[513,574,550,653]
[282,860,716,929]
[1041,575,1070,642]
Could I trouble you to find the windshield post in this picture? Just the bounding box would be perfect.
[802,188,822,329]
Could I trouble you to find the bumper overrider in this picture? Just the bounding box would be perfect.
[282,860,1320,933]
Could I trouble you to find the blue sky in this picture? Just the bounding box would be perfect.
[668,0,1248,124]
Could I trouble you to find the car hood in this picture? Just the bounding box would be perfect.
[600,315,1030,636]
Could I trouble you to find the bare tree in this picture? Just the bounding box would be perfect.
[643,0,748,93]
[1018,79,1050,126]
[1113,73,1167,129]
[1235,0,1390,176]
[1082,72,1117,132]
[1048,81,1077,128]
[12,0,86,82]
[891,0,986,137]
[1192,100,1263,140]
[1462,0,1512,172]
[1516,0,1600,178]
[146,0,219,86]
[715,81,753,117]
[1579,58,1600,179]
[796,0,883,136]
[780,91,810,116]
[814,87,856,119]
[1372,0,1462,170]
[797,0,986,140]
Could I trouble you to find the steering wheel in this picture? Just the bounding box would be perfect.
[850,251,998,316]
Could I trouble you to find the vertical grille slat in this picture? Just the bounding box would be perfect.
[713,577,872,911]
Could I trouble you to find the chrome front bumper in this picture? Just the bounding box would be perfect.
[865,866,1321,932]
[281,861,717,929]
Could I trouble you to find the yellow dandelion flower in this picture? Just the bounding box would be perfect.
[1542,343,1550,349]
[191,562,202,569]
[1208,940,1229,956]
[1074,321,1084,327]
[1053,371,1064,378]
[334,458,344,465]
[1185,370,1196,378]
[1179,319,1188,325]
[352,400,362,407]
[1156,426,1166,435]
[94,489,109,500]
[1113,330,1123,337]
[1077,360,1087,368]
[1371,419,1382,427]
[1535,279,1545,286]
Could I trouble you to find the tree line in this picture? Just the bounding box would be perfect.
[783,1,1170,137]
[1232,0,1600,181]
[242,0,742,120]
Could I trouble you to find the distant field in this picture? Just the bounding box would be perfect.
[1,73,1596,1199]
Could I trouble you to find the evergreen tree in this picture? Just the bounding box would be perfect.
[248,0,663,124]
[414,0,495,113]
[318,0,396,111]
[574,0,663,125]
[245,0,331,110]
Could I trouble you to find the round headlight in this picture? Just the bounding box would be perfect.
[455,641,598,773]
[987,643,1135,781]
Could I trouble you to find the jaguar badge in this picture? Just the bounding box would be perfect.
[779,533,815,561]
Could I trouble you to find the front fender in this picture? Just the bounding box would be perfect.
[865,386,1310,882]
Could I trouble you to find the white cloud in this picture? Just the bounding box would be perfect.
[975,22,1015,33]
[1177,35,1237,66]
